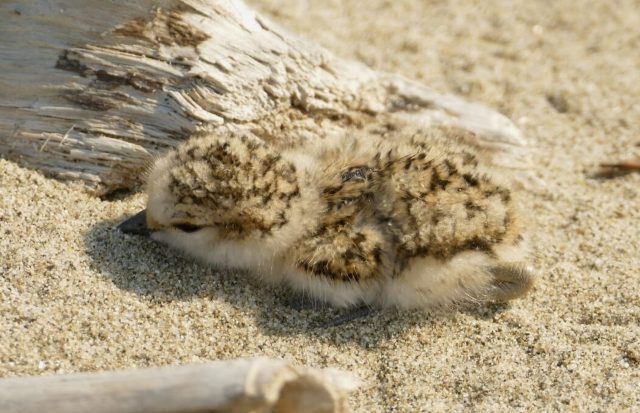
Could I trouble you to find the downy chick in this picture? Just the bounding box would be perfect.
[119,127,534,309]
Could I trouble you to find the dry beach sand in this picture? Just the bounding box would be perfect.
[1,0,639,411]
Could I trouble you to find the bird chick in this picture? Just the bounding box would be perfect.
[119,127,534,310]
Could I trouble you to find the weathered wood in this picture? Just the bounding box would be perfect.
[0,0,532,194]
[0,358,359,413]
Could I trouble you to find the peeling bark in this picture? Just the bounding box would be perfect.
[0,0,532,194]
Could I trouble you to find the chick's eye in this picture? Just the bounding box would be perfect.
[173,223,203,233]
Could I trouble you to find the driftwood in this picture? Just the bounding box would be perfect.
[0,358,359,413]
[0,0,532,195]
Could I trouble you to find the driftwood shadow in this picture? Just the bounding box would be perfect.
[85,215,513,347]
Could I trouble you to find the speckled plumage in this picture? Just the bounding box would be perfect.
[141,127,534,309]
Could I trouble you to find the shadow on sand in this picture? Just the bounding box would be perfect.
[85,215,513,347]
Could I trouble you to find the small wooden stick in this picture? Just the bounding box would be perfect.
[0,358,358,413]
[600,159,640,171]
[596,159,640,178]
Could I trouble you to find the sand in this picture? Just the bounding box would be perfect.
[1,0,639,411]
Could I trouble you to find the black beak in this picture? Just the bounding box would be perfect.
[117,210,150,236]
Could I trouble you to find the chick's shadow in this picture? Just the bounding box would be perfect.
[85,216,511,347]
[85,218,257,303]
